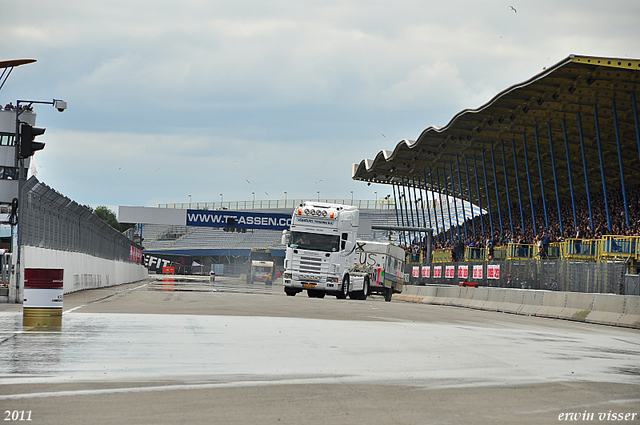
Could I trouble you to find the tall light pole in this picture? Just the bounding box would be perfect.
[284,191,287,207]
[350,190,353,205]
[12,98,66,303]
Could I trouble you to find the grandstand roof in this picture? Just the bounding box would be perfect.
[352,54,640,212]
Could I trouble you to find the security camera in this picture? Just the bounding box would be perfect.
[53,100,67,112]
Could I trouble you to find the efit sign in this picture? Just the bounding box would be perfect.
[186,210,292,231]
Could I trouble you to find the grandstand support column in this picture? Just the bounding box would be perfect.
[479,152,494,236]
[562,119,578,233]
[547,122,564,236]
[489,143,503,234]
[401,181,413,243]
[413,175,431,243]
[534,125,550,231]
[611,98,630,229]
[392,184,406,246]
[456,155,469,238]
[435,167,448,242]
[412,176,424,244]
[522,133,537,236]
[441,167,455,241]
[594,104,612,232]
[448,161,461,240]
[632,92,640,172]
[421,171,434,236]
[500,140,514,235]
[404,177,417,243]
[577,112,594,231]
[428,168,441,242]
[463,155,477,237]
[511,139,525,234]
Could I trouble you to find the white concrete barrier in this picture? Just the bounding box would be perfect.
[536,291,567,319]
[469,287,489,309]
[455,287,475,308]
[561,292,595,321]
[500,289,525,314]
[399,284,638,329]
[618,296,640,328]
[587,293,625,326]
[22,246,147,296]
[420,285,439,304]
[484,288,507,311]
[520,290,544,316]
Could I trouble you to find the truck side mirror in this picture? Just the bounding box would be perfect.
[281,230,290,246]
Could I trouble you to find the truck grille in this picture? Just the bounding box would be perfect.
[292,255,328,278]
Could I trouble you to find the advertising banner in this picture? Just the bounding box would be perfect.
[433,266,442,278]
[412,266,420,277]
[457,265,468,279]
[445,265,455,279]
[488,264,500,279]
[422,266,429,278]
[144,253,193,274]
[473,265,483,279]
[186,210,291,231]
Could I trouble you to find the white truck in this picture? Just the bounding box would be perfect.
[281,202,404,301]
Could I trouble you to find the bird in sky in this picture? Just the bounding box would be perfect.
[509,5,516,12]
[245,179,250,184]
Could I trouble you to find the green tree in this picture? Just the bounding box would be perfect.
[94,205,130,232]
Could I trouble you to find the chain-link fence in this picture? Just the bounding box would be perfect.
[408,260,628,295]
[20,177,142,262]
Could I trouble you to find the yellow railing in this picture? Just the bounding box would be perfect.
[464,246,486,262]
[562,239,600,262]
[600,235,639,262]
[506,243,535,260]
[406,252,423,264]
[432,249,453,263]
[158,199,394,211]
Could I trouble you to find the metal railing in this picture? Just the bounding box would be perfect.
[158,199,395,211]
[21,177,143,263]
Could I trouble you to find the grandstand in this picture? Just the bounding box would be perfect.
[351,54,640,295]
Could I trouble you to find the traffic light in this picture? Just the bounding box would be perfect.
[19,123,46,158]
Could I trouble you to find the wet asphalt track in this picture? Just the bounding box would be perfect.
[0,276,638,424]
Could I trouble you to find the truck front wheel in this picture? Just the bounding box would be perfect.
[336,276,349,299]
[285,287,298,296]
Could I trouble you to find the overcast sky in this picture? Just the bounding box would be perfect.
[2,0,639,211]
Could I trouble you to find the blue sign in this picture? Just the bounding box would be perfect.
[186,210,292,231]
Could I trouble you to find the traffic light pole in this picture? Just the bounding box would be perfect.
[11,99,65,303]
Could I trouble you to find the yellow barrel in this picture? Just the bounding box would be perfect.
[23,307,62,329]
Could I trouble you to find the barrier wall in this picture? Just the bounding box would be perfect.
[16,246,147,298]
[397,284,640,329]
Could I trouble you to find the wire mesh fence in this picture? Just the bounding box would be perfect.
[408,260,628,295]
[21,177,142,263]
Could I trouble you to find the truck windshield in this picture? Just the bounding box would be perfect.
[290,231,340,252]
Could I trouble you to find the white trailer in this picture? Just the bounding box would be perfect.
[354,240,405,302]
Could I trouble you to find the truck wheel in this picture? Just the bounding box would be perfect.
[351,276,369,300]
[307,289,317,298]
[336,276,349,299]
[316,291,325,298]
[384,287,393,302]
[285,287,297,296]
[361,277,369,300]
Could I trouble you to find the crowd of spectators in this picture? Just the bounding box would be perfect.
[401,183,640,259]
[1,102,34,112]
